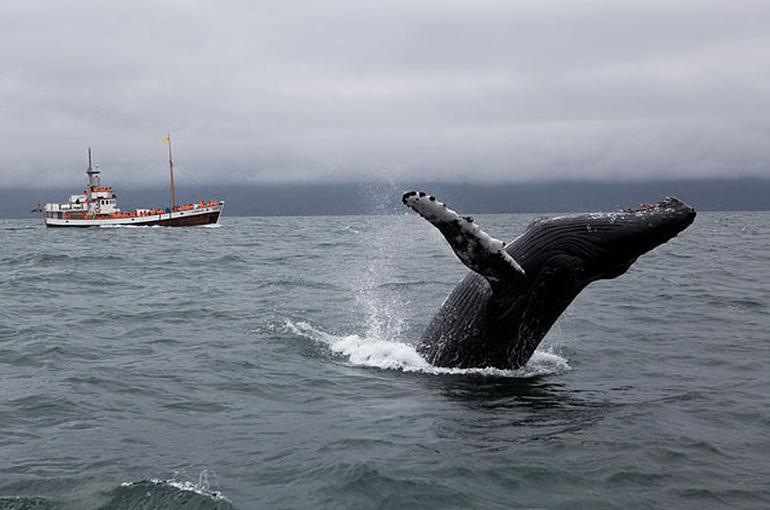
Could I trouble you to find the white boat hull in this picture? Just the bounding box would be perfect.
[45,203,224,228]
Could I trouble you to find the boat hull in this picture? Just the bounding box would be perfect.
[45,204,223,228]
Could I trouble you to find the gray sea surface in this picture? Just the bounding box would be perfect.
[0,212,768,509]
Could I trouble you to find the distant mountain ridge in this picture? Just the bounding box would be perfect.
[2,178,768,218]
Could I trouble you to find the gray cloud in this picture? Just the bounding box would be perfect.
[1,0,768,187]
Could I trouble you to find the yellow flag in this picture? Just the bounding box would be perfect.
[161,134,171,144]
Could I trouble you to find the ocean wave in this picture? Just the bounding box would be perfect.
[0,496,53,509]
[114,471,233,509]
[0,477,234,510]
[3,253,129,268]
[0,226,39,232]
[286,320,569,377]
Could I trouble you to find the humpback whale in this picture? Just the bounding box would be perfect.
[402,191,696,369]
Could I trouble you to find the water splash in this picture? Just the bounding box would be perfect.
[286,320,569,378]
[350,214,411,342]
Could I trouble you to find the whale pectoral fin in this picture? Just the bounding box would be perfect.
[402,191,525,283]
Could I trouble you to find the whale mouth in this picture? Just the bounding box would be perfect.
[575,196,696,246]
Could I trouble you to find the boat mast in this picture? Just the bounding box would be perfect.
[87,147,92,207]
[86,147,98,186]
[164,134,176,210]
[86,146,101,200]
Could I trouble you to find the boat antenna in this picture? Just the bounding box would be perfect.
[163,134,176,210]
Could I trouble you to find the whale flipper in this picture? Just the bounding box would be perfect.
[402,191,525,283]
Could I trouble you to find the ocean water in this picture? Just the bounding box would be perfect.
[0,211,768,509]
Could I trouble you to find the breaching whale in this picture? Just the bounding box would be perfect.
[402,191,696,369]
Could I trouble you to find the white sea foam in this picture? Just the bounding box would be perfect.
[120,469,228,501]
[286,320,569,378]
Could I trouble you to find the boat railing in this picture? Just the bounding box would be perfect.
[172,201,220,212]
[99,201,221,219]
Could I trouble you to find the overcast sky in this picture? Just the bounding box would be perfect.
[1,0,769,188]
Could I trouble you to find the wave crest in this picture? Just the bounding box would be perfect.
[115,470,231,508]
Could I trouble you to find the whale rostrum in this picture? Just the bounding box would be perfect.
[402,191,696,369]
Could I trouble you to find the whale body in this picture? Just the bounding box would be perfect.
[402,191,696,369]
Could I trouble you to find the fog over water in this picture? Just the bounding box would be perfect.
[2,179,768,219]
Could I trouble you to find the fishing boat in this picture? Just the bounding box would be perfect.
[43,136,223,228]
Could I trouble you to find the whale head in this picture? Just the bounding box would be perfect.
[515,196,696,287]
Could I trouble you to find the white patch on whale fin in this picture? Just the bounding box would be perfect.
[402,191,525,281]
